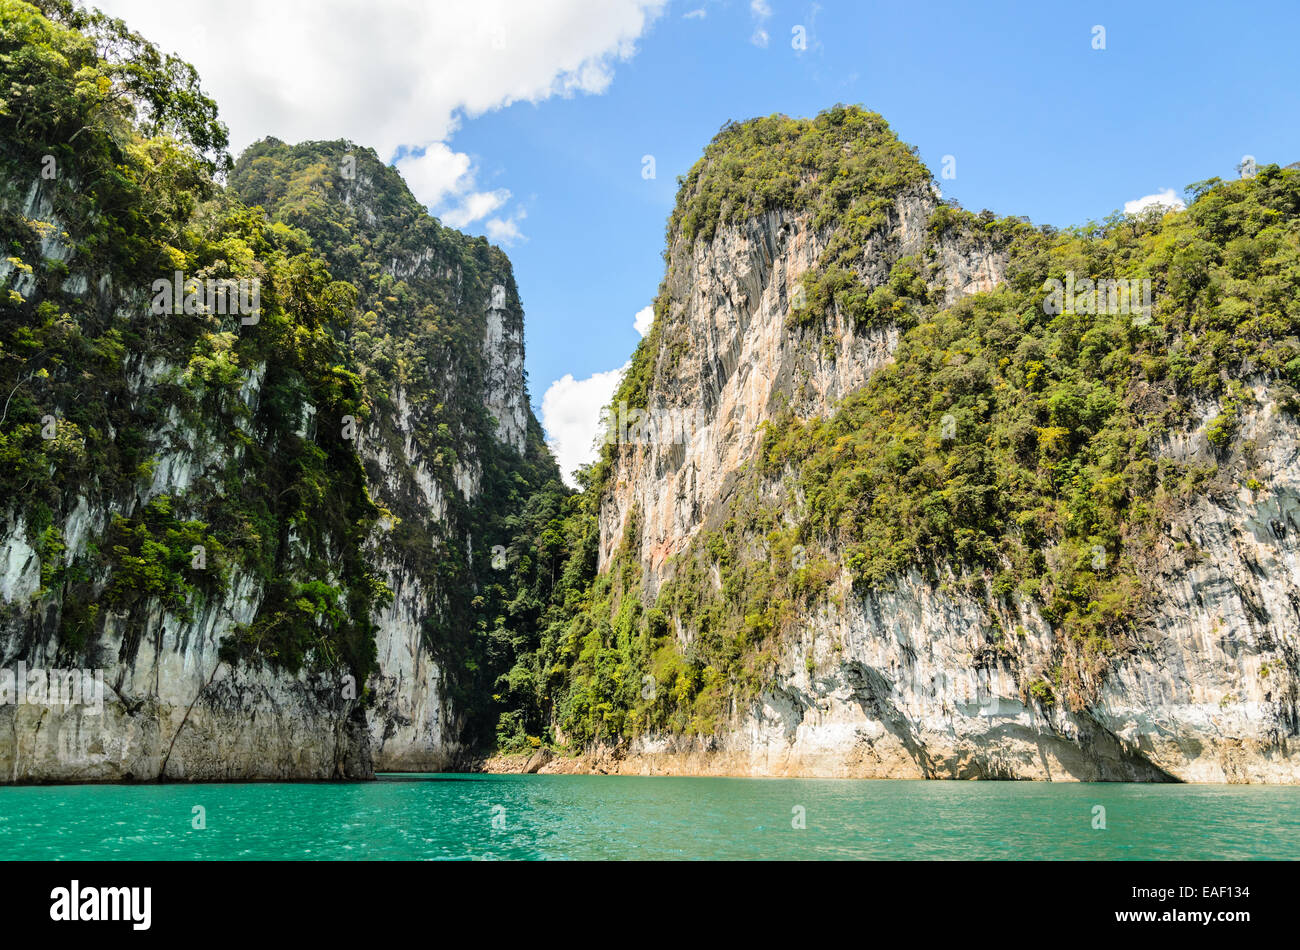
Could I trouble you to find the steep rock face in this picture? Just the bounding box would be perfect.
[0,191,377,781]
[599,189,1006,585]
[1095,395,1300,782]
[483,293,529,454]
[570,410,1299,783]
[570,396,1300,783]
[580,116,1299,783]
[1,141,544,781]
[229,140,549,771]
[364,566,459,772]
[2,570,370,783]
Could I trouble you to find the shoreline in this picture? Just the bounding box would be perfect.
[1,747,1292,786]
[7,763,1300,786]
[472,749,1190,783]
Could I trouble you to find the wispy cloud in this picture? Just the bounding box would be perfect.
[750,0,771,47]
[486,209,528,246]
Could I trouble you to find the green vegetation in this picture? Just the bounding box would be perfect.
[491,111,1300,747]
[2,2,568,731]
[669,106,929,251]
[1,1,386,680]
[2,0,570,741]
[228,138,567,744]
[5,3,1298,758]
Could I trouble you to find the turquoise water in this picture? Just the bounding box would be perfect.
[1,775,1297,860]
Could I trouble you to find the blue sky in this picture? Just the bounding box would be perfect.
[434,0,1300,478]
[94,0,1300,482]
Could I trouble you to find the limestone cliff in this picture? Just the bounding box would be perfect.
[598,188,1005,583]
[560,396,1300,782]
[0,145,548,779]
[229,139,550,772]
[0,3,557,782]
[543,108,1300,783]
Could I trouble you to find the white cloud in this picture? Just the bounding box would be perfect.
[1124,188,1186,215]
[684,8,707,18]
[94,0,666,243]
[442,189,512,229]
[541,364,628,487]
[633,305,654,336]
[394,145,510,232]
[486,209,528,245]
[393,143,473,207]
[95,0,667,155]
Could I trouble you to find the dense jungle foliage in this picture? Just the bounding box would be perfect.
[227,138,567,745]
[2,1,396,682]
[2,1,569,739]
[493,109,1300,748]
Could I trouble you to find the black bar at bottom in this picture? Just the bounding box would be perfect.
[0,859,1285,937]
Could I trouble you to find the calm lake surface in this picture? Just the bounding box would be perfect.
[1,774,1297,860]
